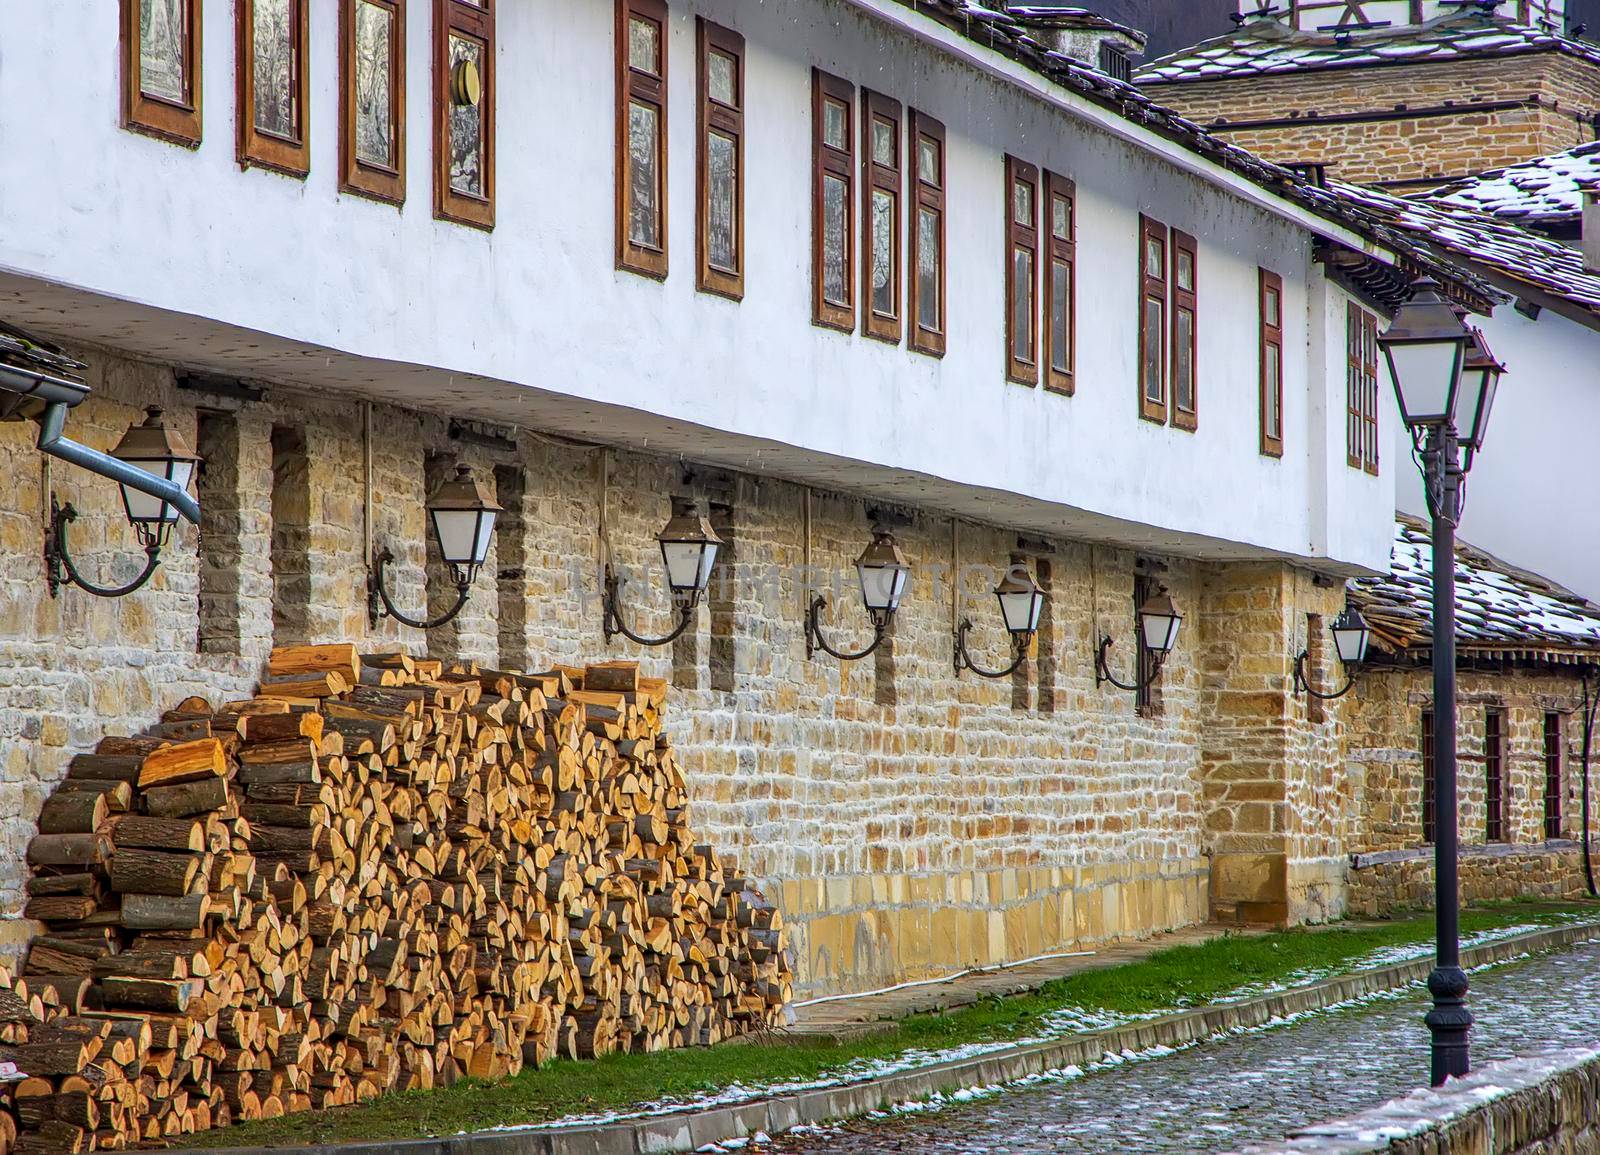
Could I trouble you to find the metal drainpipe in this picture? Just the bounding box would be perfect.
[34,401,201,525]
[1582,668,1598,897]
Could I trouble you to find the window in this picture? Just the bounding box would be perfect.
[122,0,204,146]
[341,0,406,204]
[1485,707,1505,843]
[435,0,494,229]
[1422,709,1436,844]
[1138,216,1168,423]
[1171,230,1198,431]
[861,91,902,344]
[1044,172,1076,395]
[616,0,668,274]
[237,0,309,176]
[1098,42,1132,82]
[696,19,744,299]
[1259,269,1284,457]
[909,110,947,357]
[812,70,855,331]
[1005,156,1040,386]
[1544,712,1564,840]
[1347,302,1380,473]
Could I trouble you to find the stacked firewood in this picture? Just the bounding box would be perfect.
[0,645,790,1152]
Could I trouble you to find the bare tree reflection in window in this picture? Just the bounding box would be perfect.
[628,101,660,247]
[449,36,485,196]
[355,0,394,168]
[254,0,296,138]
[141,0,188,103]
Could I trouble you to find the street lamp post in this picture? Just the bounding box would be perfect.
[1378,279,1503,1087]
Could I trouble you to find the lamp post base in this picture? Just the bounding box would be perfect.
[1425,964,1473,1086]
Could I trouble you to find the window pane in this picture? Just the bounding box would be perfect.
[1052,194,1071,241]
[708,131,737,272]
[140,0,189,103]
[872,118,895,168]
[871,188,895,318]
[823,99,847,151]
[1175,307,1194,411]
[918,136,940,185]
[1266,343,1282,438]
[709,50,737,106]
[1142,297,1163,402]
[628,16,659,75]
[448,36,485,196]
[1012,248,1034,363]
[1265,286,1281,328]
[628,100,661,248]
[1050,260,1071,373]
[1145,235,1164,279]
[253,0,295,138]
[823,174,849,306]
[1012,179,1033,226]
[354,1,394,168]
[917,207,940,331]
[1176,250,1194,293]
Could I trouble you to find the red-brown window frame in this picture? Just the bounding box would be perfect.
[1485,707,1506,843]
[237,0,310,176]
[1005,156,1040,386]
[340,0,407,205]
[1347,302,1380,474]
[696,18,744,299]
[1138,215,1168,423]
[121,0,204,147]
[1544,711,1564,840]
[434,0,495,230]
[812,70,856,332]
[1361,306,1380,475]
[1170,229,1198,431]
[908,110,947,358]
[861,90,902,344]
[1259,268,1284,458]
[1043,171,1076,395]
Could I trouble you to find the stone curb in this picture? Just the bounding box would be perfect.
[167,922,1600,1155]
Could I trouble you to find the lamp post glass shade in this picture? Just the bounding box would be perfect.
[1137,588,1182,654]
[111,408,201,546]
[657,505,723,596]
[428,465,502,580]
[856,529,911,615]
[1458,327,1503,460]
[1379,279,1471,429]
[1330,606,1372,666]
[994,565,1045,636]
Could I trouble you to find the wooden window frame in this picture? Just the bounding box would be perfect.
[1043,171,1076,396]
[1544,711,1564,840]
[1361,306,1380,475]
[1170,229,1198,431]
[1347,302,1380,473]
[236,0,310,176]
[1484,708,1506,843]
[340,0,407,205]
[1005,156,1040,386]
[1138,215,1168,424]
[434,0,495,230]
[121,0,204,147]
[1422,709,1437,845]
[616,0,668,274]
[695,18,744,299]
[861,90,902,344]
[1259,269,1284,458]
[812,70,856,331]
[908,110,947,358]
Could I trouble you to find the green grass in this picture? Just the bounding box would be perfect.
[189,899,1598,1147]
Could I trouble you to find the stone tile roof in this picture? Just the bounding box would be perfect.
[0,322,86,383]
[1350,515,1600,662]
[1137,10,1598,84]
[1002,4,1148,46]
[1422,142,1600,225]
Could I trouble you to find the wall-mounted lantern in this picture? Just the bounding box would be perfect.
[807,526,910,661]
[602,500,723,646]
[45,407,202,598]
[369,464,501,629]
[1095,587,1182,692]
[954,559,1045,678]
[1294,605,1372,700]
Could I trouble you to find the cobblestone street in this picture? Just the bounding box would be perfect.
[771,941,1600,1154]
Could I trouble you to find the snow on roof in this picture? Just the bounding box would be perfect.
[1002,3,1148,45]
[1422,143,1600,224]
[1137,10,1597,84]
[1352,516,1600,661]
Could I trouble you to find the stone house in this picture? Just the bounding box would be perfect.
[1342,516,1599,915]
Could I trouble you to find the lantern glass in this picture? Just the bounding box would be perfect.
[109,408,201,546]
[1457,330,1503,456]
[994,565,1045,636]
[656,505,723,596]
[1137,590,1182,655]
[1378,279,1471,429]
[119,458,194,526]
[858,558,909,613]
[1331,608,1371,666]
[432,506,494,567]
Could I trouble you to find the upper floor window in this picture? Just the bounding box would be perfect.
[1098,42,1132,82]
[435,0,494,229]
[1138,216,1168,423]
[909,110,947,357]
[123,0,204,146]
[1005,156,1040,386]
[238,0,310,176]
[862,91,903,344]
[1347,302,1380,474]
[341,0,407,204]
[1170,230,1197,431]
[1259,269,1284,457]
[812,70,856,331]
[1138,217,1198,428]
[696,18,744,299]
[1044,172,1076,395]
[618,0,669,276]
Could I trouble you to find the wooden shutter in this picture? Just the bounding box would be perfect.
[617,0,668,274]
[908,110,946,357]
[861,90,902,343]
[1259,269,1284,458]
[1138,215,1168,423]
[696,18,744,299]
[1170,229,1197,430]
[812,70,856,331]
[1043,171,1076,395]
[1005,156,1040,386]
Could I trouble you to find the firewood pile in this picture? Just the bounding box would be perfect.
[0,645,790,1152]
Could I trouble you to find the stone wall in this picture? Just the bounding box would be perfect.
[1145,53,1600,187]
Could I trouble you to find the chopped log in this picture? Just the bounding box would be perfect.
[120,894,209,931]
[107,850,200,898]
[105,816,204,853]
[25,835,110,869]
[35,795,107,837]
[142,777,229,819]
[137,739,226,789]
